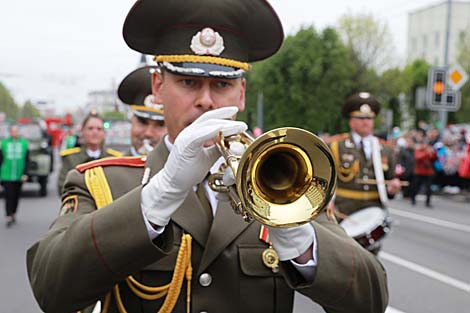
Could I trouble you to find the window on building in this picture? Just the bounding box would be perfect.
[435,31,440,48]
[423,34,428,50]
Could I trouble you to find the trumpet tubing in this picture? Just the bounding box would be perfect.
[211,127,337,227]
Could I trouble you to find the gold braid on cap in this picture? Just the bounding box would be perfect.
[155,55,251,71]
[131,105,164,115]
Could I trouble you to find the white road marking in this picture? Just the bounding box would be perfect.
[389,208,470,233]
[385,307,407,313]
[380,252,470,293]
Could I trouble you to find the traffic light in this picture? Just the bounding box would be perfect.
[426,67,461,112]
[432,71,444,102]
[103,121,111,129]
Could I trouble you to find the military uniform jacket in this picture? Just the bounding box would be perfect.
[330,133,396,216]
[57,146,122,195]
[27,141,388,313]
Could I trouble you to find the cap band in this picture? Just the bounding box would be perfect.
[131,105,164,115]
[350,110,376,118]
[155,55,251,71]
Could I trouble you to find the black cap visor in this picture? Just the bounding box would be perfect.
[159,62,245,79]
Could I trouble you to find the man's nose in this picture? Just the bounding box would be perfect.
[195,84,215,110]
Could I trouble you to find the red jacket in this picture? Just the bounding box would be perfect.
[414,145,437,176]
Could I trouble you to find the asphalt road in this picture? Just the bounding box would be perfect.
[1,166,469,313]
[294,193,470,313]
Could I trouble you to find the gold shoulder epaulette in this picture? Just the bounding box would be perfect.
[60,147,81,157]
[75,156,146,173]
[106,148,123,157]
[327,133,349,144]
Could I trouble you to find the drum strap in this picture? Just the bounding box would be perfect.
[371,137,388,204]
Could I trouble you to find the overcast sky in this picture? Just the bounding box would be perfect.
[0,0,449,113]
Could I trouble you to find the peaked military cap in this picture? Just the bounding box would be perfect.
[341,92,381,119]
[118,65,164,121]
[123,0,284,79]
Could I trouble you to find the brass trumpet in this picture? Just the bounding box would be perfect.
[208,127,337,227]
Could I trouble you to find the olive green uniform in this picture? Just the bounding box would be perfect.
[330,134,396,216]
[27,141,388,313]
[57,147,122,195]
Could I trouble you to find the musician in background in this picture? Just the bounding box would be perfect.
[118,65,167,156]
[57,112,122,194]
[329,92,401,251]
[26,2,388,312]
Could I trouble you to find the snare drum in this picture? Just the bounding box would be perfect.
[339,207,391,251]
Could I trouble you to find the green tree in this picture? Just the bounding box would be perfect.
[337,13,395,73]
[452,29,470,123]
[101,110,126,120]
[21,100,41,118]
[0,81,19,119]
[241,26,355,134]
[402,59,431,127]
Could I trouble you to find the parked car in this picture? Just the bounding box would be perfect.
[18,121,53,196]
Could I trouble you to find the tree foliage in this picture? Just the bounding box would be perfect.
[21,100,41,119]
[241,26,355,135]
[0,81,19,120]
[452,30,470,123]
[101,110,126,120]
[337,13,395,73]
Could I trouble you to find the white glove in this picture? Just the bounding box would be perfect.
[141,107,247,226]
[268,223,315,261]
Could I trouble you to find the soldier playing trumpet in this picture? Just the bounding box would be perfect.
[26,1,389,312]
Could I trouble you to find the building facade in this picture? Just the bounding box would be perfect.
[407,1,470,66]
[85,89,129,115]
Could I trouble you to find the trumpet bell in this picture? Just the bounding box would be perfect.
[236,128,336,227]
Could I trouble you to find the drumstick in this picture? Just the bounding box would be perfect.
[333,210,351,221]
[355,178,410,186]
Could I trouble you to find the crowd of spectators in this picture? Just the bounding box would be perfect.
[392,122,470,207]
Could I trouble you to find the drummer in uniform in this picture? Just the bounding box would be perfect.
[118,65,167,156]
[329,92,401,251]
[27,1,389,312]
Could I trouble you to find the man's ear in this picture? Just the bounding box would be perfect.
[151,71,164,104]
[238,78,246,112]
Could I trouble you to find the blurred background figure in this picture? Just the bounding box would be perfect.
[0,124,29,228]
[396,135,415,198]
[117,65,166,156]
[61,124,81,150]
[411,138,437,208]
[57,112,122,194]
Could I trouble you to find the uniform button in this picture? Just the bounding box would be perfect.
[364,185,370,191]
[199,273,212,287]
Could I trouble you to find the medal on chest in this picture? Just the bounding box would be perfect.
[259,225,279,273]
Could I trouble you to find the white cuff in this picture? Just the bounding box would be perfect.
[290,232,318,283]
[141,205,165,240]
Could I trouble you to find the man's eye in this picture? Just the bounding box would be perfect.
[182,79,194,86]
[217,81,229,88]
